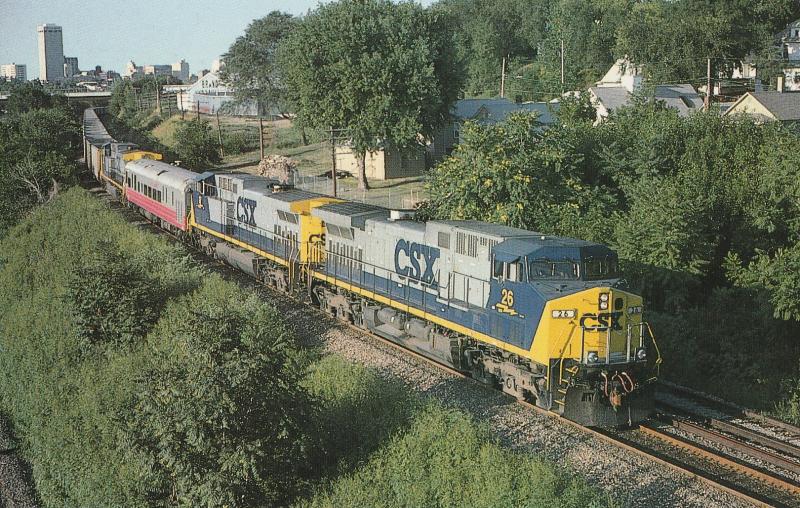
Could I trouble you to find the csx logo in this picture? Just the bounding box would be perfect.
[579,311,623,331]
[237,197,257,226]
[394,239,440,285]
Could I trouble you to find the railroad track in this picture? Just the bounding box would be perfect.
[88,179,800,508]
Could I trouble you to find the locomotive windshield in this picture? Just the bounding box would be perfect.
[583,256,620,280]
[528,259,580,280]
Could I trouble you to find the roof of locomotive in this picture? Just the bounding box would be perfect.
[430,220,542,239]
[267,188,324,202]
[314,201,390,229]
[493,236,615,264]
[126,158,201,190]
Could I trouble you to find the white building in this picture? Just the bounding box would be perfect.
[176,71,257,115]
[37,24,64,82]
[0,63,27,81]
[588,58,703,123]
[211,58,224,74]
[63,56,79,78]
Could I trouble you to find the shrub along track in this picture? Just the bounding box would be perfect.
[72,179,785,507]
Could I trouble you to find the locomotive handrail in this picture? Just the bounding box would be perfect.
[551,324,577,390]
[644,321,662,377]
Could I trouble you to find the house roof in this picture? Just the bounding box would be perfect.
[589,84,702,117]
[726,91,800,121]
[453,98,559,125]
[596,58,641,86]
[589,86,630,113]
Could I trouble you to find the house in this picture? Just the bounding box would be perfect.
[336,98,560,180]
[176,72,260,116]
[335,141,426,181]
[723,77,800,123]
[427,98,560,164]
[588,59,704,123]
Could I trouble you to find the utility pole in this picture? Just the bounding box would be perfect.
[500,56,506,98]
[179,91,185,120]
[156,84,162,116]
[216,111,224,159]
[705,57,712,111]
[196,101,200,121]
[330,127,338,198]
[259,117,265,160]
[560,39,565,93]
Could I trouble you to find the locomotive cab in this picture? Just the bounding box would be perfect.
[490,238,661,426]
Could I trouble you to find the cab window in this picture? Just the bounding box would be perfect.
[583,256,620,280]
[493,260,524,282]
[528,259,579,280]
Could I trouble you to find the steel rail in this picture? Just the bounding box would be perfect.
[657,398,800,461]
[658,380,800,439]
[640,423,800,502]
[658,412,800,477]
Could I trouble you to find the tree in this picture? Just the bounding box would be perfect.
[280,0,464,189]
[7,153,75,204]
[5,82,67,114]
[435,0,548,97]
[126,278,313,507]
[425,112,617,240]
[221,11,296,117]
[615,0,800,82]
[173,120,222,168]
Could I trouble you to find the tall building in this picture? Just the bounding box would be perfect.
[37,23,64,82]
[172,59,189,82]
[63,56,79,78]
[0,63,27,81]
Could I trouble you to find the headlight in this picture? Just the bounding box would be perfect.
[635,348,647,361]
[599,301,609,310]
[551,309,576,319]
[587,351,599,363]
[599,293,609,302]
[627,306,643,315]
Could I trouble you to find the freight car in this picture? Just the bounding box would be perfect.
[83,109,661,427]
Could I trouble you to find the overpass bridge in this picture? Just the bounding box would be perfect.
[0,90,112,108]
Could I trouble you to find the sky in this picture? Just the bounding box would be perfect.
[0,0,436,79]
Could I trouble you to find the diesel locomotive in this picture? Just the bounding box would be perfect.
[84,109,661,427]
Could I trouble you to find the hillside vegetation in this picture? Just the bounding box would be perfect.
[0,188,612,507]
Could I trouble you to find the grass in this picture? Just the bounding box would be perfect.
[150,114,182,147]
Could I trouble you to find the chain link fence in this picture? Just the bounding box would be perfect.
[294,173,429,209]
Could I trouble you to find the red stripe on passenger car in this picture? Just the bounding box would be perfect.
[126,189,186,230]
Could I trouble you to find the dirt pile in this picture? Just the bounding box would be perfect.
[257,155,298,186]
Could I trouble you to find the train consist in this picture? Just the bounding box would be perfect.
[83,109,661,426]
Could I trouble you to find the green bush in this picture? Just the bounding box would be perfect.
[174,120,222,168]
[774,378,800,425]
[0,188,312,507]
[67,239,164,353]
[303,356,418,476]
[301,404,612,508]
[224,130,258,154]
[126,277,314,507]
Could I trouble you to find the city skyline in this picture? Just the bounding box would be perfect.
[0,0,436,79]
